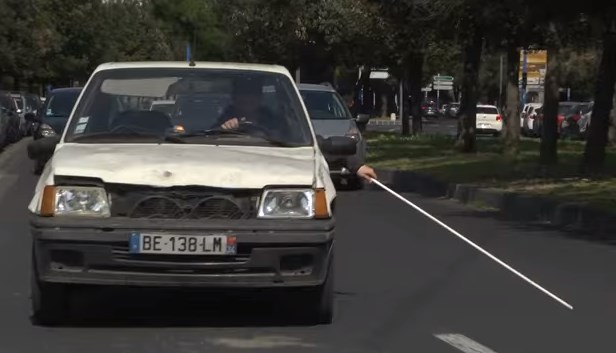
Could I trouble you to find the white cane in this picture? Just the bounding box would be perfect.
[370,178,573,310]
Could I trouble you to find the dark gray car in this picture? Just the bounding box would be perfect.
[299,84,367,189]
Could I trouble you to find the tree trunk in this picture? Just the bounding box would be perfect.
[455,28,482,153]
[380,87,388,118]
[503,45,521,157]
[408,52,423,135]
[540,46,560,165]
[608,87,616,144]
[401,69,411,136]
[583,27,616,171]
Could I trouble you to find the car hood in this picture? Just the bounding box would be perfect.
[48,143,317,189]
[311,119,354,138]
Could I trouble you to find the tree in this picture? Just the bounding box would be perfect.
[583,19,616,171]
[376,0,458,136]
[151,0,227,61]
[455,2,484,153]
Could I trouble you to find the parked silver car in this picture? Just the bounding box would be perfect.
[299,84,367,189]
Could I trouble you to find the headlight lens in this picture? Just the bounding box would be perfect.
[40,123,56,137]
[53,186,110,217]
[258,189,314,219]
[345,126,361,140]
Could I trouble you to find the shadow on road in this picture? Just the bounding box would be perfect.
[45,286,345,328]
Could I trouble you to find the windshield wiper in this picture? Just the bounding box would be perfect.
[169,129,304,147]
[70,131,186,144]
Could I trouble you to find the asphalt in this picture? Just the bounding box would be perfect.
[1,139,615,353]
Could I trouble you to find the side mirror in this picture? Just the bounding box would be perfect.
[25,112,40,123]
[27,136,60,161]
[318,136,357,155]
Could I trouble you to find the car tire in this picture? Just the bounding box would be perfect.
[31,253,70,326]
[7,121,20,143]
[301,251,334,325]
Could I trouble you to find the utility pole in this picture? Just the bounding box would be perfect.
[521,49,528,106]
[436,73,440,110]
[498,54,504,108]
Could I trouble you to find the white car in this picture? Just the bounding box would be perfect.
[476,105,502,136]
[26,61,356,325]
[521,103,542,136]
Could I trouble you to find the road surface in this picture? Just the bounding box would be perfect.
[1,139,614,353]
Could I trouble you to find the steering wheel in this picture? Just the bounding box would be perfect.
[235,120,271,138]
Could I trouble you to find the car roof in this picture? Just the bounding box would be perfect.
[93,61,290,76]
[297,83,337,93]
[477,105,498,108]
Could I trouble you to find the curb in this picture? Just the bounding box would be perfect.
[372,169,616,238]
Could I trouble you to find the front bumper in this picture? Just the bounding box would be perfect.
[31,216,334,288]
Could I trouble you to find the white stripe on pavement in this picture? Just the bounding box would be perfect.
[434,333,499,353]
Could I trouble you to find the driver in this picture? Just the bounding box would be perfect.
[219,78,377,182]
[218,78,277,132]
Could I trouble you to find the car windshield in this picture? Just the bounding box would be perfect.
[558,104,576,114]
[65,68,313,146]
[477,106,498,114]
[45,90,81,119]
[300,90,352,120]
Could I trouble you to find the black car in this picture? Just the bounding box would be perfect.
[26,87,82,174]
[0,91,23,143]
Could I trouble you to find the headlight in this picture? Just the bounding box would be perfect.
[41,186,110,217]
[40,123,57,137]
[345,126,361,141]
[258,189,315,219]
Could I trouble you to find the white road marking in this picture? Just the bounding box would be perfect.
[435,333,499,353]
[209,336,317,349]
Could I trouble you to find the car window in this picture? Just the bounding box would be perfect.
[558,104,575,115]
[65,68,313,146]
[300,90,351,120]
[477,107,499,114]
[45,90,81,119]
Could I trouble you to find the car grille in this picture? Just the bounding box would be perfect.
[106,184,260,220]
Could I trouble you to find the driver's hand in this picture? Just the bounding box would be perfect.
[357,165,377,182]
[221,118,240,130]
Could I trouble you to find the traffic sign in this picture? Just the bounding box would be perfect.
[370,71,390,80]
[433,85,454,91]
[433,81,453,86]
[433,75,454,82]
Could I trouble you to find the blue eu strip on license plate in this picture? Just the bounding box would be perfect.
[129,233,140,254]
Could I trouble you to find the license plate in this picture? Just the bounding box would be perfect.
[129,233,237,255]
[479,123,490,128]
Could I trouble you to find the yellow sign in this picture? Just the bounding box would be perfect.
[519,50,547,85]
